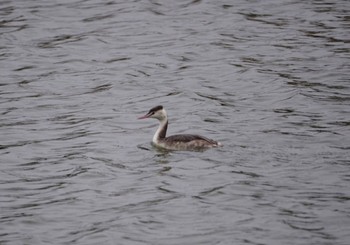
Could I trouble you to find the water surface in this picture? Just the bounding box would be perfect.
[1,0,349,244]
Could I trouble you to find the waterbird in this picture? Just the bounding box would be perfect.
[138,105,221,151]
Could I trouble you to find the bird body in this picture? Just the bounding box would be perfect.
[139,105,221,151]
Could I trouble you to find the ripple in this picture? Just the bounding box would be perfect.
[37,34,86,48]
[1,0,349,244]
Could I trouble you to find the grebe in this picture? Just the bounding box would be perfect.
[138,105,221,151]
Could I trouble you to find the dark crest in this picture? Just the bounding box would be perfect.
[148,105,163,114]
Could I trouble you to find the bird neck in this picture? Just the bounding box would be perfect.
[153,117,168,143]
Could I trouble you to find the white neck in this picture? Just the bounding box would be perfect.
[153,117,168,144]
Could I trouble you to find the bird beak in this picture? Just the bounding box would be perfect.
[138,112,151,119]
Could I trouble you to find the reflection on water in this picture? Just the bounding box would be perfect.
[1,0,349,244]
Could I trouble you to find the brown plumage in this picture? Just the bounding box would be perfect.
[138,105,221,151]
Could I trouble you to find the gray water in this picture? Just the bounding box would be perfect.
[1,0,349,244]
